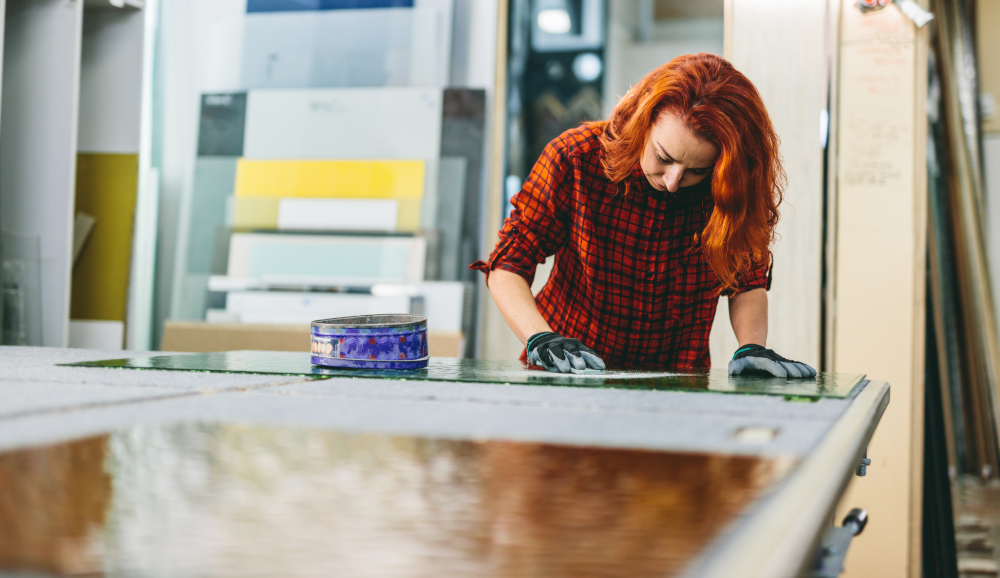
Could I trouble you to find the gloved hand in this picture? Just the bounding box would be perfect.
[526,332,606,373]
[728,344,817,378]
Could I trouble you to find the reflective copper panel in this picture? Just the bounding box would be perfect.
[0,424,796,577]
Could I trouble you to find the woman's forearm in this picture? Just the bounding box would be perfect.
[487,269,553,344]
[728,287,768,347]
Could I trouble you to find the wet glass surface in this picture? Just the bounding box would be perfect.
[65,352,865,398]
[0,423,796,577]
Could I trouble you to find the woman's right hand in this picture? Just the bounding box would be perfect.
[526,332,606,373]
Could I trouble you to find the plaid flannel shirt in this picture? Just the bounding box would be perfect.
[471,124,770,369]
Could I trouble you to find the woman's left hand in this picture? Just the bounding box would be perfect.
[728,344,817,378]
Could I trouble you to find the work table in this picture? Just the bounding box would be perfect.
[0,346,888,577]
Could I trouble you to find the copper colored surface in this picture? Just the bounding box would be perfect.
[0,424,795,577]
[0,437,111,575]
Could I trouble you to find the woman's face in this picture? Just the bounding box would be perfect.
[639,112,719,193]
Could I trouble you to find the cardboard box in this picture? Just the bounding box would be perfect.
[161,321,464,358]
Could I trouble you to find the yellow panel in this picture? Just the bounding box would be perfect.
[71,154,139,323]
[394,199,422,231]
[234,160,425,200]
[232,197,422,232]
[232,197,280,230]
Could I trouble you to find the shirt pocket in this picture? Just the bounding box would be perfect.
[667,247,721,327]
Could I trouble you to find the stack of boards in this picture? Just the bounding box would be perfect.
[167,0,486,344]
[171,87,485,337]
[927,0,1000,480]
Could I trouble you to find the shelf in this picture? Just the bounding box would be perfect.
[83,0,144,10]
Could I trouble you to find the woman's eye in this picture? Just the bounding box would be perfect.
[658,156,670,164]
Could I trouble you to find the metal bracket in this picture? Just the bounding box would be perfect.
[855,450,871,476]
[810,509,869,578]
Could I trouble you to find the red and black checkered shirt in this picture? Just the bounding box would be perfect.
[471,124,771,370]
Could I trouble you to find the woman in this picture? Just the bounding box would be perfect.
[471,53,815,378]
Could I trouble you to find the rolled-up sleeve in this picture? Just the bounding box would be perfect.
[727,251,773,295]
[470,140,571,286]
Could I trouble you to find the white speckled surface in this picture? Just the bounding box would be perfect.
[0,346,857,460]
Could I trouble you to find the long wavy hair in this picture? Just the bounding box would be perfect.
[594,53,784,292]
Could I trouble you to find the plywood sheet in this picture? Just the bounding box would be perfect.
[832,4,926,577]
[70,154,139,322]
[977,0,1000,134]
[160,321,463,357]
[987,135,1000,330]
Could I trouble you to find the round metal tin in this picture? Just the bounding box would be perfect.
[310,314,429,370]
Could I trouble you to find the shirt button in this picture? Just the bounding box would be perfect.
[641,313,649,322]
[645,271,653,280]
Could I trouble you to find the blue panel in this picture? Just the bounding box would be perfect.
[247,0,413,12]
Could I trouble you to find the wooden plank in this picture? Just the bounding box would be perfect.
[831,3,927,577]
[977,0,1000,134]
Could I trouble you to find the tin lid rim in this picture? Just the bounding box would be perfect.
[312,313,428,330]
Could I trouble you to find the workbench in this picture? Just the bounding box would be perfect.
[0,346,888,577]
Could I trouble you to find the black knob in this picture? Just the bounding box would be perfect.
[842,508,868,536]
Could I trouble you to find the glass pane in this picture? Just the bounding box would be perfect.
[65,352,865,398]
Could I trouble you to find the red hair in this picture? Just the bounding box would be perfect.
[594,53,783,292]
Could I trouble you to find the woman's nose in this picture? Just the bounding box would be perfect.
[662,167,684,192]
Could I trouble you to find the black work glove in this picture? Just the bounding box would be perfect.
[526,332,606,373]
[728,344,817,378]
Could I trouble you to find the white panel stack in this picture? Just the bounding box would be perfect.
[277,199,398,232]
[225,291,412,325]
[226,233,427,286]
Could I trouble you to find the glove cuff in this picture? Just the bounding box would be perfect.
[526,331,557,353]
[732,344,766,360]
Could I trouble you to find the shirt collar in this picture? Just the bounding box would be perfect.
[628,164,711,210]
